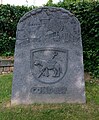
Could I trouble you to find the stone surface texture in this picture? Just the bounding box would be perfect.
[11,7,86,104]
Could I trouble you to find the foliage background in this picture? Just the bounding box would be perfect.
[0,1,99,78]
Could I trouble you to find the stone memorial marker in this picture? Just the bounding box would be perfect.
[11,7,86,104]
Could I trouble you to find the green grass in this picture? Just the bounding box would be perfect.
[0,74,99,120]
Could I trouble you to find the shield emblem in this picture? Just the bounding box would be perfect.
[30,48,68,84]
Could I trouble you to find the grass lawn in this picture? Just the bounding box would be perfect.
[0,74,99,120]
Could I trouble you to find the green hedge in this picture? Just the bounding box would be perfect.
[0,4,33,55]
[0,2,99,78]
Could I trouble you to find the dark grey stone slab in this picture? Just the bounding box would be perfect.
[11,7,86,105]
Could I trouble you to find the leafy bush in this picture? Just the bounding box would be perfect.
[0,4,32,55]
[0,2,99,78]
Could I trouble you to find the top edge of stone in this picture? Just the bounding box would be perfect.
[19,7,74,23]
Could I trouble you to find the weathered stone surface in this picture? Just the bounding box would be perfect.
[11,7,86,105]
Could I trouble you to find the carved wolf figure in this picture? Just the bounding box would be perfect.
[34,59,62,78]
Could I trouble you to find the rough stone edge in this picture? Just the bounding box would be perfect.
[19,6,74,23]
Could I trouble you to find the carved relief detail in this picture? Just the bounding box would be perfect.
[30,48,68,84]
[16,7,81,47]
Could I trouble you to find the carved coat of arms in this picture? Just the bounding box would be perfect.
[30,48,68,84]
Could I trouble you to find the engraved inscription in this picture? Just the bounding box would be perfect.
[30,48,68,84]
[30,87,67,94]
